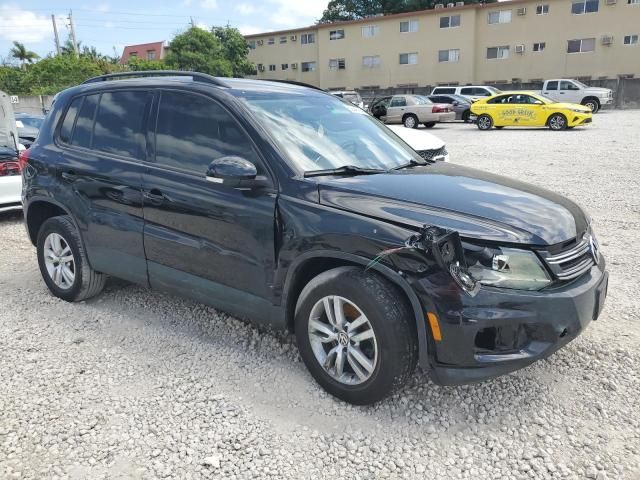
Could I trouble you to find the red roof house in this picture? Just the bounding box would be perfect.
[120,41,168,64]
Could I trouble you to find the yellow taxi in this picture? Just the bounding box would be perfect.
[470,91,592,131]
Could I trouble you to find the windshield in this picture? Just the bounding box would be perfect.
[487,86,502,94]
[534,93,556,103]
[414,96,433,105]
[236,92,420,172]
[572,80,588,88]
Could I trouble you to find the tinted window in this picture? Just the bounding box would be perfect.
[433,87,456,94]
[487,95,509,104]
[390,97,406,107]
[72,94,99,148]
[93,91,148,158]
[155,91,259,174]
[59,97,82,143]
[546,81,559,90]
[460,87,475,95]
[560,80,580,90]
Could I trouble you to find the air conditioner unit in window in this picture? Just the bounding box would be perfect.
[515,44,525,53]
[291,63,298,69]
[606,0,616,4]
[257,40,264,46]
[290,35,297,41]
[258,64,265,72]
[517,7,527,15]
[601,35,614,45]
[435,3,445,8]
[446,2,454,7]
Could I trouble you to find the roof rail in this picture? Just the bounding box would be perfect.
[259,79,326,91]
[82,70,230,88]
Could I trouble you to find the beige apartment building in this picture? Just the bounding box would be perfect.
[245,0,640,90]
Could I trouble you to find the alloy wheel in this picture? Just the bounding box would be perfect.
[478,115,492,130]
[549,115,566,130]
[307,296,378,385]
[43,232,75,289]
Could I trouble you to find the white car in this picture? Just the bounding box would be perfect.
[1,90,22,213]
[539,79,613,113]
[387,124,449,162]
[329,90,365,109]
[431,85,502,103]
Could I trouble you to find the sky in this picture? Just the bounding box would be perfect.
[0,1,329,61]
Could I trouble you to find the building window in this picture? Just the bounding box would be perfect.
[268,64,276,71]
[629,0,640,4]
[440,14,461,28]
[362,55,381,68]
[301,33,315,44]
[329,58,346,70]
[268,37,275,45]
[301,61,316,72]
[248,40,256,50]
[438,49,460,62]
[129,52,138,58]
[399,52,418,65]
[361,25,379,38]
[400,20,418,33]
[329,30,345,40]
[487,46,510,59]
[146,50,156,60]
[567,38,596,52]
[533,42,546,52]
[623,34,639,44]
[536,4,550,14]
[281,64,289,70]
[279,36,287,44]
[571,0,599,14]
[488,10,512,24]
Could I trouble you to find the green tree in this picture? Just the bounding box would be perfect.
[0,66,27,94]
[212,26,255,77]
[165,27,233,77]
[9,41,39,69]
[319,0,494,22]
[22,55,102,95]
[127,57,170,71]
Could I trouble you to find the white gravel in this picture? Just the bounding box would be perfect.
[1,110,639,479]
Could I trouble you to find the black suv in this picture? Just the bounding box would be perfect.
[22,72,608,405]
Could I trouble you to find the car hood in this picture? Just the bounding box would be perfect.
[0,91,18,151]
[585,87,611,95]
[317,163,588,246]
[551,102,592,112]
[386,125,445,150]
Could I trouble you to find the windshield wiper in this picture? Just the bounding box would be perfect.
[303,165,386,178]
[391,158,431,171]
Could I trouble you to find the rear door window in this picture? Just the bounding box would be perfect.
[59,97,82,144]
[390,96,407,107]
[154,90,261,174]
[93,91,149,158]
[546,81,559,90]
[72,94,99,149]
[433,87,456,94]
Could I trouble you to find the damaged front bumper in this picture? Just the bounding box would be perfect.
[412,260,608,385]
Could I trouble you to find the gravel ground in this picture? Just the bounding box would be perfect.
[1,110,639,480]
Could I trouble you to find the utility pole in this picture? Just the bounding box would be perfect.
[68,10,79,57]
[190,16,195,27]
[51,14,61,54]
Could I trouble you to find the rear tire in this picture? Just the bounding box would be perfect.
[37,215,106,302]
[476,114,493,130]
[548,113,568,131]
[403,114,419,129]
[462,110,471,123]
[295,267,417,405]
[423,122,436,129]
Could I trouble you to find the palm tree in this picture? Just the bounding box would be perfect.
[10,41,39,69]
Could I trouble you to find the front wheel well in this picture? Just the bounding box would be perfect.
[582,96,600,106]
[26,201,67,246]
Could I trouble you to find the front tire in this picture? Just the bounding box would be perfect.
[582,98,600,113]
[295,267,417,405]
[403,114,419,129]
[476,114,493,130]
[548,113,568,131]
[423,122,436,129]
[37,215,106,302]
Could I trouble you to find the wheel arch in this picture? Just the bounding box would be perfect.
[282,250,430,369]
[545,111,567,126]
[581,96,600,107]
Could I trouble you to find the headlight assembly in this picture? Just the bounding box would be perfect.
[463,244,551,290]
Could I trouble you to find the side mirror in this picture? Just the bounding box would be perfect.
[206,156,270,189]
[452,101,459,106]
[533,100,543,105]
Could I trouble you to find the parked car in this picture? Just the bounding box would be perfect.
[371,95,455,128]
[427,94,472,122]
[386,125,449,162]
[23,71,608,405]
[1,90,22,213]
[471,91,592,131]
[431,85,502,102]
[538,79,613,113]
[15,113,45,148]
[329,90,364,109]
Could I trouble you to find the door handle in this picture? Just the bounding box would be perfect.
[143,189,165,206]
[61,171,77,182]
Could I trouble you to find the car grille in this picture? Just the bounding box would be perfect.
[540,234,597,281]
[418,146,448,161]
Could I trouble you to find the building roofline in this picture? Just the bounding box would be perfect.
[243,0,533,39]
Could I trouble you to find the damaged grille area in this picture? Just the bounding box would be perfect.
[417,146,448,162]
[542,235,595,281]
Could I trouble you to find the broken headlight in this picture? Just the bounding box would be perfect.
[463,244,551,291]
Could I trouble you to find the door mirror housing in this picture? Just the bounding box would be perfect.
[533,100,543,105]
[206,156,270,189]
[452,101,459,106]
